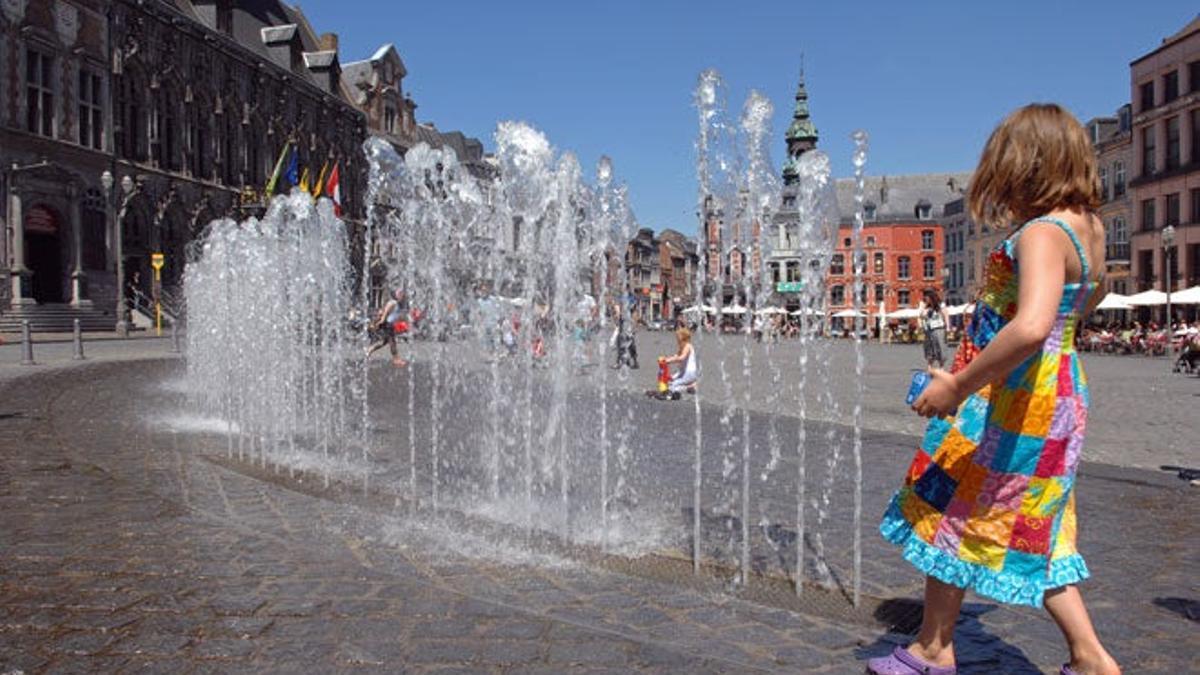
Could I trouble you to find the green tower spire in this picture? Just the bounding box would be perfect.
[782,61,818,186]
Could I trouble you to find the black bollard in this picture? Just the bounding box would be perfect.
[73,319,86,360]
[20,320,35,365]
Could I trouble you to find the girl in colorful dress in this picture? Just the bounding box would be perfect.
[868,104,1120,675]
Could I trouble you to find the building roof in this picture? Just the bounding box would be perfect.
[1131,14,1200,65]
[835,172,972,221]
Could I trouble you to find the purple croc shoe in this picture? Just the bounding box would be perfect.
[866,646,957,675]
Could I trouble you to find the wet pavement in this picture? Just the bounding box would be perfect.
[0,343,1196,673]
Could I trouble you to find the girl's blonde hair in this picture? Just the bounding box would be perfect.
[676,326,692,345]
[968,103,1100,228]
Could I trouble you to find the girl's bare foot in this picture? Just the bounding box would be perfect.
[391,357,407,367]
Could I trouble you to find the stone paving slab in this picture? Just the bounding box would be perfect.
[0,355,1196,673]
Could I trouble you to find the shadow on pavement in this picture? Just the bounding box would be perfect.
[854,599,1045,674]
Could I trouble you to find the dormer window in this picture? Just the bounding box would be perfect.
[864,200,876,220]
[915,199,932,220]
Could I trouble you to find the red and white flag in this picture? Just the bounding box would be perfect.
[324,162,342,217]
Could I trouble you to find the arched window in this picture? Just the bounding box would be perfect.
[874,252,884,274]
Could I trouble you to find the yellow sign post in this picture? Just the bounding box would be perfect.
[150,253,165,336]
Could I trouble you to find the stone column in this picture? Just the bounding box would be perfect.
[8,188,34,306]
[69,185,90,306]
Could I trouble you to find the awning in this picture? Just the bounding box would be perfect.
[887,307,922,319]
[720,304,748,315]
[1169,285,1200,305]
[1094,293,1132,311]
[1125,290,1168,306]
[831,309,867,318]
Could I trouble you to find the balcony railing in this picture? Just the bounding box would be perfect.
[1106,243,1131,261]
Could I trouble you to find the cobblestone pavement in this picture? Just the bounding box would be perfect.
[0,345,1196,673]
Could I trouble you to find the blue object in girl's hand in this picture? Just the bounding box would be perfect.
[906,370,931,406]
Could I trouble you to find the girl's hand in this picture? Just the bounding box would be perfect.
[912,368,964,419]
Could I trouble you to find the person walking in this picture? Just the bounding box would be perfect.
[918,289,950,368]
[868,104,1119,675]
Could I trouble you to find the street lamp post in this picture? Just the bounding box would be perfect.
[102,170,128,337]
[1162,224,1175,361]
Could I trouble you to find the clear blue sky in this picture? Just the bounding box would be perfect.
[297,1,1196,234]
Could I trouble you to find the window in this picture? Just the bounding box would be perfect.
[1099,166,1108,201]
[864,203,876,220]
[384,106,397,134]
[1165,116,1180,170]
[874,283,885,302]
[967,250,975,281]
[1142,126,1156,175]
[1192,109,1200,167]
[1191,60,1200,93]
[1109,217,1129,261]
[830,253,845,275]
[1139,80,1154,112]
[923,256,937,280]
[1191,188,1200,224]
[25,49,54,137]
[873,252,884,274]
[897,256,911,280]
[921,230,935,250]
[866,235,876,247]
[1113,161,1125,197]
[897,289,910,307]
[916,202,932,220]
[857,285,868,304]
[1141,198,1156,232]
[1139,250,1154,286]
[830,285,845,306]
[770,263,780,284]
[843,237,851,247]
[1164,70,1179,103]
[78,70,103,150]
[1166,192,1180,226]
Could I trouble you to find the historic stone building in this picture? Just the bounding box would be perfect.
[1129,15,1200,300]
[1086,105,1134,295]
[1,0,366,330]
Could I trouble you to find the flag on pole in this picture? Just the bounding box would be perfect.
[324,162,342,217]
[264,140,292,199]
[283,147,300,189]
[311,161,329,199]
[299,166,311,195]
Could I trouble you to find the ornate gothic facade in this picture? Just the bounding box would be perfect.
[1,0,366,324]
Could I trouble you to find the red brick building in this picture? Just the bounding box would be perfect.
[826,221,945,319]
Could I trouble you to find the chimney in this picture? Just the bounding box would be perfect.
[319,32,338,52]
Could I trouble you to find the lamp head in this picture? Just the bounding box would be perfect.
[100,170,113,191]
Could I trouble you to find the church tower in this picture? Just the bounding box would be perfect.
[781,66,819,186]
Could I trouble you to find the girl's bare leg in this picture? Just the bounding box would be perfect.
[907,576,964,667]
[1043,585,1120,674]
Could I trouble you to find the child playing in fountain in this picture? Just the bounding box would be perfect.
[648,326,698,400]
[366,288,408,367]
[867,104,1119,675]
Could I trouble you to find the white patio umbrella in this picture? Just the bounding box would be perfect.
[887,307,922,320]
[1169,285,1200,304]
[1125,289,1168,306]
[1094,293,1132,311]
[682,304,717,315]
[945,303,974,316]
[831,308,867,318]
[720,304,748,315]
[755,306,788,315]
[790,307,823,316]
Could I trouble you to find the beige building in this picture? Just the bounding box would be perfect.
[1086,106,1134,294]
[1129,16,1200,299]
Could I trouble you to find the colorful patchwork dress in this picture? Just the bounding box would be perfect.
[880,216,1098,608]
